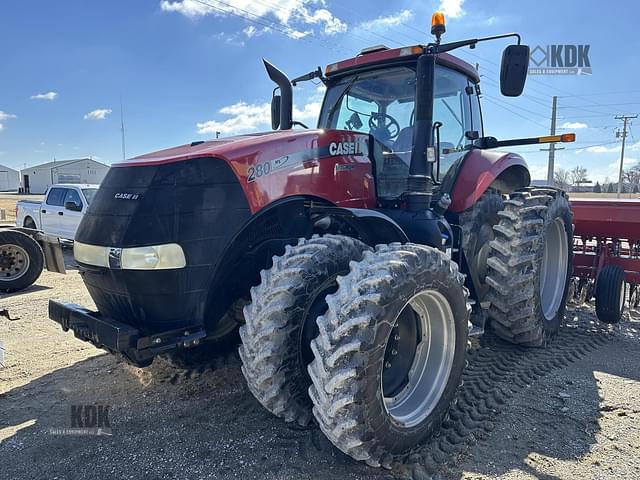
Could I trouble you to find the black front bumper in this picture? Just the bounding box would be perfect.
[49,300,206,367]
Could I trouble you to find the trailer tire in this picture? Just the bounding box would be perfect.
[308,243,469,467]
[240,235,368,426]
[486,188,573,346]
[595,265,626,324]
[0,230,44,293]
[160,299,246,369]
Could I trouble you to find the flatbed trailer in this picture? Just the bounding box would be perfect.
[570,197,640,322]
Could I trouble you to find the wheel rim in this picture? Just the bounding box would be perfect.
[0,244,30,281]
[382,290,456,428]
[539,218,569,321]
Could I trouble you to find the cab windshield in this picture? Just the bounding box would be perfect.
[318,64,483,198]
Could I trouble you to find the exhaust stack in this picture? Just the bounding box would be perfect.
[263,60,293,130]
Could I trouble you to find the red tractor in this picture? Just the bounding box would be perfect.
[50,14,576,466]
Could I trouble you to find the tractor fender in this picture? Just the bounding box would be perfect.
[448,150,530,213]
[310,206,409,246]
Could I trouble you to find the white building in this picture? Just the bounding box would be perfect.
[20,158,109,194]
[0,164,20,191]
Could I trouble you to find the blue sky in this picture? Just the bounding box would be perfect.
[1,0,639,182]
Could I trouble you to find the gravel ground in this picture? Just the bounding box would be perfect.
[0,256,639,480]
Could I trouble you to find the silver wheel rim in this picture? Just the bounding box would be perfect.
[382,290,456,428]
[0,244,30,281]
[539,218,568,321]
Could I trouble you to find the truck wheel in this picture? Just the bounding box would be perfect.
[308,244,469,467]
[486,188,573,346]
[239,235,368,426]
[160,299,246,369]
[459,189,504,301]
[0,230,44,293]
[595,265,626,324]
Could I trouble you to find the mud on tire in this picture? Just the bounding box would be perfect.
[307,243,469,467]
[239,235,368,426]
[486,187,573,346]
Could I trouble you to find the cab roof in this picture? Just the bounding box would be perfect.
[325,45,480,83]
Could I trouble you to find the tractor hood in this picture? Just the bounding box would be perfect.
[116,129,367,168]
[112,128,376,214]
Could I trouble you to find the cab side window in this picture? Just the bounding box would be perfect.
[64,189,83,209]
[46,188,66,207]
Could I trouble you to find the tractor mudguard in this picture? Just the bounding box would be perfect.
[310,206,409,246]
[446,149,531,213]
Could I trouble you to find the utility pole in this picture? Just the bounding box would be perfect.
[615,114,637,198]
[541,96,563,185]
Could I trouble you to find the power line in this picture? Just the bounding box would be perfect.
[482,96,549,130]
[189,0,351,56]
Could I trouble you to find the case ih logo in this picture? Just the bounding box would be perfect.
[529,45,592,75]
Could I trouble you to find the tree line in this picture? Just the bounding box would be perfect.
[554,164,640,193]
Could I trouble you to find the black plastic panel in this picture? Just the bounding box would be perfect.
[75,157,251,334]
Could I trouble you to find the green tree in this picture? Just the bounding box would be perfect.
[593,181,601,193]
[607,183,615,193]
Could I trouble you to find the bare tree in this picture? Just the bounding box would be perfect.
[624,164,640,188]
[569,165,589,191]
[554,168,571,191]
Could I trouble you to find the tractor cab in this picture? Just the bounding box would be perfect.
[317,47,483,201]
[267,13,532,215]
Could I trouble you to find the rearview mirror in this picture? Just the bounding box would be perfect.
[500,44,529,97]
[65,201,82,212]
[271,93,281,130]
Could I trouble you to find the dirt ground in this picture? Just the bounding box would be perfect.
[0,255,639,480]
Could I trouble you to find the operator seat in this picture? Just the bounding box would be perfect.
[393,126,414,166]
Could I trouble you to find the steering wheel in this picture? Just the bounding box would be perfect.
[369,112,400,141]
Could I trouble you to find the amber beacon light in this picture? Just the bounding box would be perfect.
[431,12,446,37]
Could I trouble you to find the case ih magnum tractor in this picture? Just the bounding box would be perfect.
[50,14,576,466]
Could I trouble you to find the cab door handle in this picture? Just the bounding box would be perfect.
[58,211,63,216]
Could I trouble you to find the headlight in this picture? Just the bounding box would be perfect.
[74,242,109,267]
[74,242,186,270]
[120,244,186,270]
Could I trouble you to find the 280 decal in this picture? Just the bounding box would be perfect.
[247,156,289,182]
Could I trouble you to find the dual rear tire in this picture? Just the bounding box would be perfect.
[240,236,469,466]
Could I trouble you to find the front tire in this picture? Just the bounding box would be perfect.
[486,188,573,346]
[308,243,469,467]
[239,235,368,425]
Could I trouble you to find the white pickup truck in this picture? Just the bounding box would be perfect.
[16,184,99,241]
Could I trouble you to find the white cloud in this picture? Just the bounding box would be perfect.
[84,109,112,120]
[560,121,588,129]
[608,158,637,169]
[0,111,17,131]
[197,97,321,136]
[160,0,346,37]
[357,10,413,31]
[587,144,620,153]
[30,91,58,101]
[439,0,465,18]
